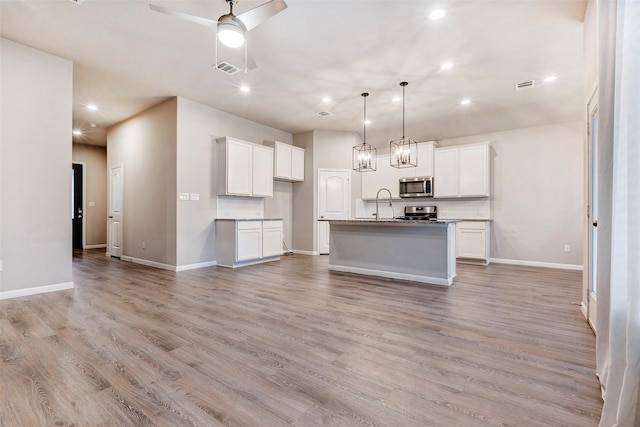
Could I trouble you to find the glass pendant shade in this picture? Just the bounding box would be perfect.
[217,15,245,48]
[390,81,418,168]
[353,92,377,172]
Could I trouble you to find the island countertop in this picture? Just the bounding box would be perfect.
[320,219,460,225]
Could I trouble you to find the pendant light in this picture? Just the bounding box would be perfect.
[353,92,377,172]
[390,81,417,168]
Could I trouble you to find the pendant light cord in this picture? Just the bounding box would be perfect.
[362,92,369,144]
[400,81,408,139]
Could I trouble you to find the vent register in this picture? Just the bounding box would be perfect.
[515,80,536,91]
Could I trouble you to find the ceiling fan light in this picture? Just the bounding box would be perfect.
[217,21,245,48]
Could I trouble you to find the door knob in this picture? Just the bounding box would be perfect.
[593,221,598,227]
[108,216,113,219]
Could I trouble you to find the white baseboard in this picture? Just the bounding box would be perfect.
[0,281,74,300]
[121,256,176,271]
[490,258,583,271]
[581,302,588,319]
[85,244,107,249]
[292,249,319,256]
[328,264,453,286]
[176,260,217,272]
[121,256,218,272]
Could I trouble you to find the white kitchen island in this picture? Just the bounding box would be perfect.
[325,219,459,286]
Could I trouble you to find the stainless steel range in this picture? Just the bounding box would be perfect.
[396,205,437,221]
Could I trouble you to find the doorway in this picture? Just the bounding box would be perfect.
[72,163,85,250]
[317,169,351,254]
[108,164,123,258]
[585,89,598,332]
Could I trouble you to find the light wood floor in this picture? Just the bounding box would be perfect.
[1,250,602,426]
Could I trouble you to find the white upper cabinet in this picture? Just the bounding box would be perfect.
[398,141,436,179]
[434,143,490,198]
[217,136,274,197]
[265,141,305,182]
[252,145,274,197]
[361,142,435,199]
[361,154,400,200]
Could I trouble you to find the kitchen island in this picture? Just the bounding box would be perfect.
[324,219,459,286]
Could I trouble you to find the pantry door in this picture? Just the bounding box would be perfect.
[317,169,351,254]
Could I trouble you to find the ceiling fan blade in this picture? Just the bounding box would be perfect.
[236,0,287,32]
[149,3,217,28]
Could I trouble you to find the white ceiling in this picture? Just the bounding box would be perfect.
[1,0,587,147]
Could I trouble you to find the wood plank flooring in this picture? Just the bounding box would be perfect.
[0,250,602,426]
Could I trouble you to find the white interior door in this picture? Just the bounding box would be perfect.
[108,164,123,258]
[586,93,599,332]
[318,169,350,254]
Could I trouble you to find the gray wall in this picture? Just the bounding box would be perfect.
[175,97,292,266]
[438,121,584,266]
[107,98,178,266]
[0,38,73,293]
[291,129,363,253]
[72,143,107,247]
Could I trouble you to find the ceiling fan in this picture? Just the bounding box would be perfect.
[150,0,287,71]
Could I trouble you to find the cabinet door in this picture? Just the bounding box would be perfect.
[456,222,487,259]
[434,148,458,198]
[252,145,274,197]
[415,142,435,178]
[274,143,292,179]
[361,155,399,199]
[290,147,305,181]
[459,144,490,197]
[237,222,262,261]
[227,140,252,196]
[262,222,283,257]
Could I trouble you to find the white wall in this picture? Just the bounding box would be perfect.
[438,121,584,267]
[175,97,293,267]
[107,98,178,266]
[72,143,107,247]
[0,38,73,295]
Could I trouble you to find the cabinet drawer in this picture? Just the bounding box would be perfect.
[458,221,486,230]
[237,221,262,230]
[262,220,283,229]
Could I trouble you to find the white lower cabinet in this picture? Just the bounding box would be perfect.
[216,220,283,268]
[262,221,284,258]
[456,221,490,265]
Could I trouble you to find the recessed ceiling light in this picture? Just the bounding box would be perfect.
[90,123,97,128]
[544,75,557,83]
[240,85,250,93]
[364,120,372,125]
[322,97,331,103]
[429,9,445,20]
[73,130,82,136]
[460,98,472,105]
[441,62,453,70]
[392,97,401,103]
[87,104,98,111]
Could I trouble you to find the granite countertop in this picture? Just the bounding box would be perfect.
[321,219,460,225]
[215,218,283,221]
[439,218,493,222]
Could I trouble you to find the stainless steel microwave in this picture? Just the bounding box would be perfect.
[399,176,433,198]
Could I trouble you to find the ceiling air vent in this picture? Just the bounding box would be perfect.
[215,61,240,76]
[68,0,84,4]
[317,111,333,117]
[515,80,536,91]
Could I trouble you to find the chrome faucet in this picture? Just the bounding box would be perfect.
[375,188,393,221]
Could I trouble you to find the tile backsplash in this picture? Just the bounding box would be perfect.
[217,196,264,219]
[355,198,491,220]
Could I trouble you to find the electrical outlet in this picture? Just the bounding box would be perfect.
[564,244,571,253]
[179,192,189,201]
[142,241,146,250]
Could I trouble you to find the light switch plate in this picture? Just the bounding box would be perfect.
[179,192,189,201]
[89,201,96,207]
[190,193,200,201]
